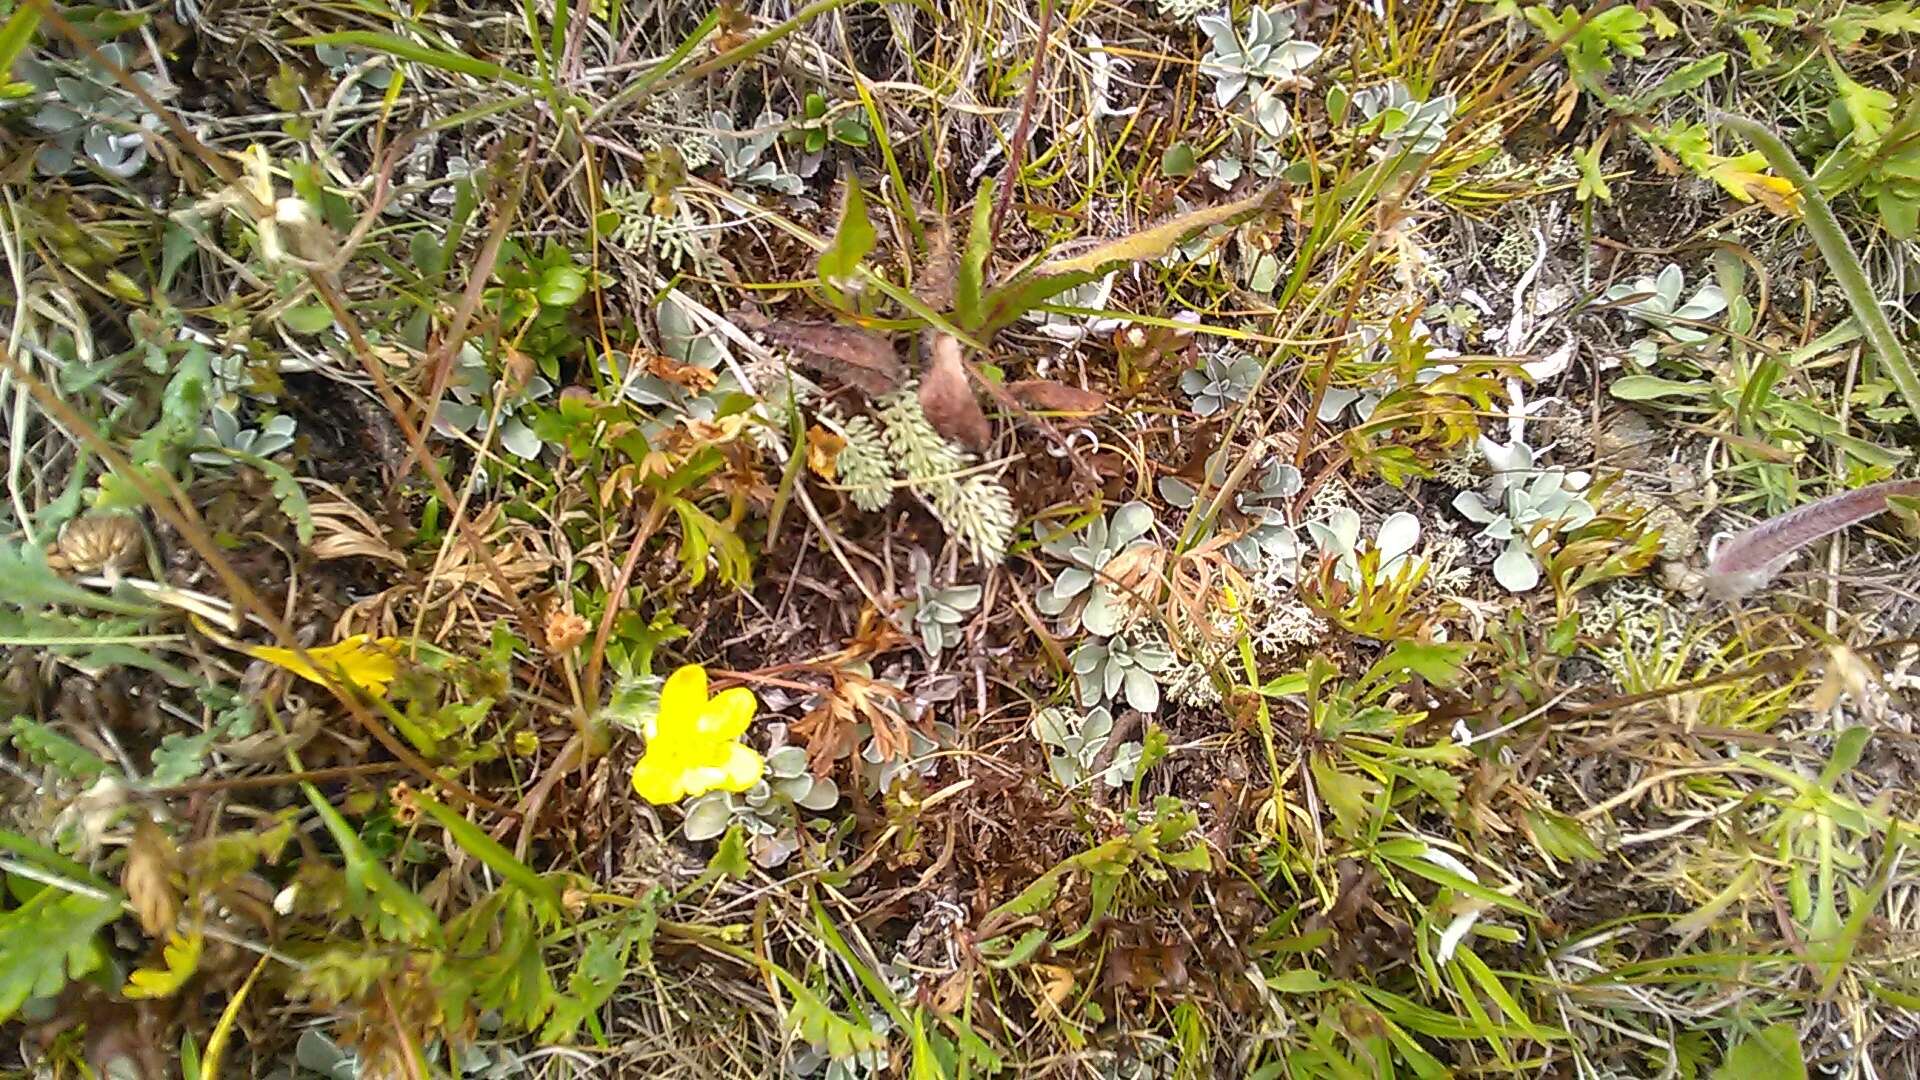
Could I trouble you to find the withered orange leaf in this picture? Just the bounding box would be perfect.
[805,424,846,480]
[1007,380,1107,414]
[919,333,992,451]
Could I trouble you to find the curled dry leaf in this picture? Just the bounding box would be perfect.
[1006,380,1107,414]
[733,309,905,395]
[806,424,847,480]
[124,817,180,938]
[920,333,992,450]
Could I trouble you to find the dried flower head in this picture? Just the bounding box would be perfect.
[55,513,144,574]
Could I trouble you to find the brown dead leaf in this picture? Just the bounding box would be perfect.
[919,333,992,450]
[1033,964,1077,1009]
[916,220,957,311]
[793,670,912,776]
[736,311,905,395]
[642,348,719,394]
[806,425,846,480]
[123,818,179,938]
[1006,380,1107,414]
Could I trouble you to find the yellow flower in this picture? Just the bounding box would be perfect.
[630,665,764,805]
[247,635,403,697]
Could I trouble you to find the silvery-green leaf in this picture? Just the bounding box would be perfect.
[1654,264,1685,309]
[944,584,983,611]
[1215,72,1248,108]
[1104,741,1143,787]
[682,793,733,841]
[1158,477,1199,508]
[1047,753,1078,786]
[1054,565,1094,599]
[1268,40,1322,73]
[1035,585,1074,621]
[436,401,486,434]
[499,419,542,459]
[1081,706,1114,744]
[1081,586,1126,636]
[1248,251,1283,293]
[1316,386,1362,422]
[1327,507,1363,553]
[1071,643,1106,675]
[1132,639,1175,672]
[1123,668,1160,713]
[1110,502,1155,549]
[767,745,809,779]
[1376,512,1421,563]
[1493,543,1540,592]
[1253,89,1292,140]
[796,775,839,810]
[1453,489,1497,524]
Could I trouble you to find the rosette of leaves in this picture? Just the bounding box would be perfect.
[1033,706,1142,788]
[1159,452,1303,569]
[1308,508,1422,588]
[432,342,553,459]
[1197,7,1323,107]
[1180,350,1261,416]
[622,291,733,415]
[681,745,838,867]
[1602,263,1726,366]
[1347,81,1456,157]
[191,408,296,465]
[904,550,981,659]
[1071,633,1175,712]
[713,109,804,195]
[1036,502,1157,635]
[19,44,167,177]
[1452,437,1595,592]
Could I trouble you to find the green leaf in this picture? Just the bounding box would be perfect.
[537,265,588,307]
[540,896,659,1043]
[954,177,995,330]
[818,176,877,302]
[709,823,751,878]
[1161,141,1198,177]
[0,881,122,1022]
[226,450,314,545]
[0,4,43,80]
[280,303,335,335]
[1712,1023,1805,1080]
[1830,62,1894,144]
[982,927,1050,969]
[1609,374,1711,401]
[413,793,562,919]
[1636,53,1725,106]
[1371,640,1474,688]
[1525,808,1602,862]
[9,716,114,783]
[289,31,537,88]
[1266,969,1336,993]
[1574,142,1611,202]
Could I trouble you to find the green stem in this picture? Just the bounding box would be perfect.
[1718,113,1920,418]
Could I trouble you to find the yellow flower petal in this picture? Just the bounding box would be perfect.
[631,752,689,805]
[656,665,709,736]
[714,743,765,792]
[627,664,765,805]
[247,635,402,697]
[703,686,757,739]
